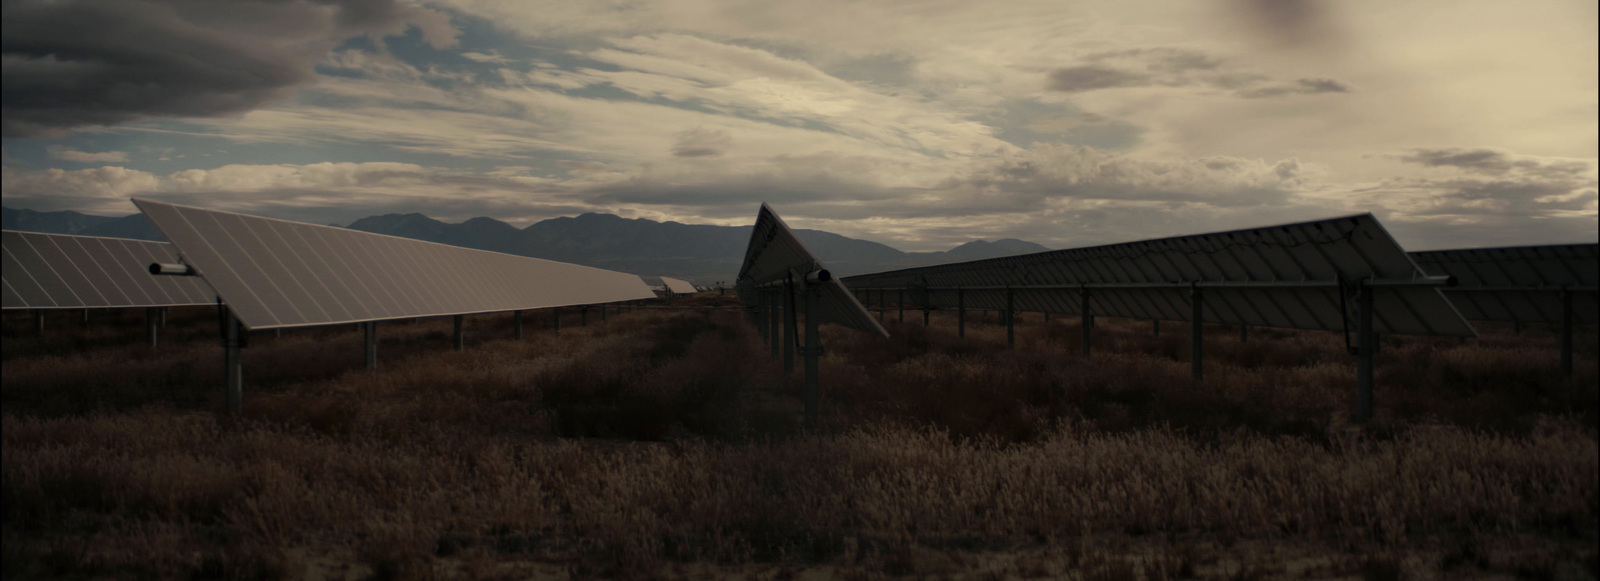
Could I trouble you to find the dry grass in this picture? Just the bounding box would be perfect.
[3,297,1597,579]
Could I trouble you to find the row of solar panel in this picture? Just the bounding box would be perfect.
[736,204,886,337]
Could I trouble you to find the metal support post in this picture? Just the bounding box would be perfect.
[364,321,378,371]
[770,291,780,358]
[224,310,242,415]
[898,288,905,323]
[1006,287,1016,347]
[957,287,966,338]
[1513,318,1522,335]
[146,307,160,350]
[160,307,168,329]
[452,315,465,351]
[923,308,930,327]
[601,305,607,323]
[1191,288,1204,381]
[580,306,588,326]
[1045,312,1051,323]
[553,307,561,335]
[877,289,885,322]
[513,311,523,340]
[784,281,797,375]
[1153,319,1160,337]
[1240,324,1249,342]
[34,309,45,336]
[1080,289,1092,356]
[1356,282,1375,422]
[803,281,821,429]
[756,293,768,344]
[1560,287,1573,378]
[82,308,90,324]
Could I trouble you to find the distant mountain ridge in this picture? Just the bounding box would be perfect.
[3,206,1050,284]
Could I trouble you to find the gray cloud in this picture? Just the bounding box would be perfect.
[1,0,458,137]
[1235,78,1348,98]
[1396,147,1593,179]
[671,127,734,158]
[1046,66,1150,92]
[1229,0,1336,47]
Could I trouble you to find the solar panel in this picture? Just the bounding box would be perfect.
[661,277,698,295]
[1410,243,1598,324]
[2,230,215,310]
[737,204,886,337]
[132,199,658,330]
[843,214,1475,337]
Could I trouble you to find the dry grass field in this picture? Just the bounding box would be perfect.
[3,295,1596,580]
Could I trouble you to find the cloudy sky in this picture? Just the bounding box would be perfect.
[2,0,1595,251]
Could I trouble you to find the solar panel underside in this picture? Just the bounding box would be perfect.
[737,204,887,337]
[661,277,698,294]
[133,199,658,330]
[1411,243,1598,325]
[843,214,1475,337]
[2,230,215,310]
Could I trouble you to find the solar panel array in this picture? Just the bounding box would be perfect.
[1411,243,1598,325]
[134,199,658,330]
[737,204,887,337]
[3,230,215,310]
[843,214,1475,337]
[661,277,698,294]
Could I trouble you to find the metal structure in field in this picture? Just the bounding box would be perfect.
[661,277,698,296]
[1411,243,1598,377]
[133,198,658,414]
[842,213,1477,421]
[3,230,216,347]
[736,204,886,427]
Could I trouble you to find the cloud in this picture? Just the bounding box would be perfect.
[1046,66,1150,92]
[1356,148,1598,244]
[1236,78,1348,98]
[671,127,733,157]
[47,146,130,163]
[1,0,459,137]
[1227,0,1337,48]
[461,51,512,64]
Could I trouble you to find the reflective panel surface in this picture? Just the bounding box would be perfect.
[737,204,887,337]
[2,230,215,310]
[134,199,657,330]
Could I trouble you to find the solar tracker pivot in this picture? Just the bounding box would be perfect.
[150,263,195,276]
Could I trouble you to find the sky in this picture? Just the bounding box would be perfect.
[2,0,1595,252]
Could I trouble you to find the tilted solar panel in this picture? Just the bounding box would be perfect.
[1411,243,1598,325]
[133,199,658,330]
[843,214,1475,337]
[737,204,886,337]
[2,230,215,310]
[661,277,698,294]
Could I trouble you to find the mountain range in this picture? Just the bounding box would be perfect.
[2,206,1050,285]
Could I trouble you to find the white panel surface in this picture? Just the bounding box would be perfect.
[133,199,657,330]
[661,277,698,294]
[2,230,215,310]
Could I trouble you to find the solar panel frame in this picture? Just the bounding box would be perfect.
[842,214,1476,337]
[133,199,659,330]
[2,230,216,310]
[736,204,887,337]
[1410,243,1598,325]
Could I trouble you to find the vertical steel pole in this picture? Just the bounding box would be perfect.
[957,287,966,338]
[1356,283,1375,422]
[580,306,588,326]
[1006,287,1016,347]
[601,305,607,323]
[147,307,160,350]
[898,288,905,323]
[1560,287,1573,378]
[1191,288,1204,381]
[224,310,242,415]
[160,307,168,329]
[1153,319,1160,337]
[803,281,820,429]
[34,309,44,336]
[1080,289,1091,357]
[1240,324,1249,342]
[553,307,561,335]
[82,308,90,324]
[784,281,797,375]
[923,308,930,327]
[756,293,768,344]
[770,290,780,358]
[453,315,465,351]
[513,311,523,340]
[364,321,378,371]
[877,289,885,323]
